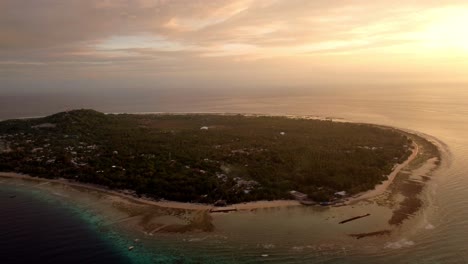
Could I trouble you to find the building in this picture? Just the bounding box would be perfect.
[290,190,308,200]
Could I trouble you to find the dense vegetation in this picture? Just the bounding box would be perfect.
[0,110,412,203]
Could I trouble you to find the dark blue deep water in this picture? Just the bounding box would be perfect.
[0,186,131,264]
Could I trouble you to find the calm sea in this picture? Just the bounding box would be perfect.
[1,86,468,263]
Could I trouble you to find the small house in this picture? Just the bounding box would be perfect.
[214,200,227,207]
[334,191,347,197]
[290,190,308,200]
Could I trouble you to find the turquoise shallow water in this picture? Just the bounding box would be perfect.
[0,180,221,264]
[0,179,247,264]
[1,86,468,263]
[0,184,132,264]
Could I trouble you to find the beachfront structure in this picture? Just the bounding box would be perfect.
[214,200,227,207]
[290,190,308,200]
[335,191,347,197]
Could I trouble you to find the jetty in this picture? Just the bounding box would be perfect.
[339,213,371,224]
[349,230,391,239]
[209,207,238,213]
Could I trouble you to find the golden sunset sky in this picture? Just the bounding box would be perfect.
[1,0,467,93]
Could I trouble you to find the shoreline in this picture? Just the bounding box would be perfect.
[347,140,419,203]
[0,172,301,211]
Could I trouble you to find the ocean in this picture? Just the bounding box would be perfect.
[0,185,130,264]
[1,86,467,263]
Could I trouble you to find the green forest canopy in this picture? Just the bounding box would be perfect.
[0,109,412,203]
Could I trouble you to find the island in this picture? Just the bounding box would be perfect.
[0,109,414,205]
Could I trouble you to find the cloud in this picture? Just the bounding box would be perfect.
[1,0,468,92]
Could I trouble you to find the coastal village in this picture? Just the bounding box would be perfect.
[0,129,263,199]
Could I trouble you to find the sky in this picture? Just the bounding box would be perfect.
[1,0,468,95]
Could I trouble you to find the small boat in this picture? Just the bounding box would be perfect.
[128,246,134,251]
[299,199,316,206]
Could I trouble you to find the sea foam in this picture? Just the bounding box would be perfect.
[384,239,415,249]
